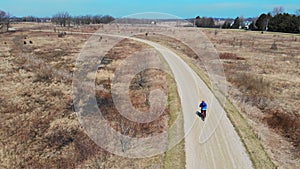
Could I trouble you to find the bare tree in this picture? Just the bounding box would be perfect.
[296,9,300,32]
[296,9,300,16]
[239,16,245,28]
[100,15,114,24]
[272,6,284,16]
[5,12,10,32]
[52,12,71,27]
[119,117,130,152]
[0,10,10,32]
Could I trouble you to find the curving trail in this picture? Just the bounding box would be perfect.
[39,28,253,168]
[130,37,253,169]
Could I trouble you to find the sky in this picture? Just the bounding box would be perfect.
[1,0,300,18]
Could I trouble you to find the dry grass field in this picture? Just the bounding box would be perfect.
[203,29,300,168]
[0,23,184,168]
[0,22,299,168]
[136,29,299,168]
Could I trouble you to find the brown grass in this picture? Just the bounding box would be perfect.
[0,24,150,168]
[2,22,299,168]
[263,109,300,154]
[135,33,277,168]
[1,24,181,168]
[94,38,185,168]
[230,73,271,97]
[202,28,300,167]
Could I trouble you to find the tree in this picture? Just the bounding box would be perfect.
[195,16,201,27]
[206,17,215,27]
[231,17,240,29]
[0,10,10,32]
[272,6,284,16]
[269,13,300,33]
[222,19,231,29]
[296,9,300,16]
[92,15,102,24]
[194,16,215,28]
[22,16,37,22]
[255,13,272,31]
[81,15,92,25]
[239,16,245,28]
[52,12,71,27]
[248,18,258,30]
[249,21,256,30]
[100,15,114,24]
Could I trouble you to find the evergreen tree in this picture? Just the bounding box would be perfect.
[269,13,300,33]
[231,17,240,29]
[255,13,272,31]
[195,16,201,27]
[222,20,231,29]
[194,16,215,28]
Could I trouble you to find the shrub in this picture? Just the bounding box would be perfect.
[264,109,300,150]
[232,73,271,96]
[219,52,245,60]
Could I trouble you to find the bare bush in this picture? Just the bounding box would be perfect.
[58,32,66,38]
[270,41,278,50]
[264,109,300,152]
[219,52,245,60]
[33,66,53,82]
[232,73,271,96]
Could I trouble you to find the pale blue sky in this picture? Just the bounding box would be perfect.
[1,0,299,18]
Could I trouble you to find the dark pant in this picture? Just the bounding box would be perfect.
[201,110,206,118]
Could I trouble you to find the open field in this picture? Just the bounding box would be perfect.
[135,29,299,168]
[202,29,300,168]
[0,22,299,168]
[0,23,185,168]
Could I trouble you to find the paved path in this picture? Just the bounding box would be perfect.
[131,37,253,169]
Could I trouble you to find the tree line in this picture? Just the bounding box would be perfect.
[51,12,114,27]
[2,7,300,34]
[220,7,300,33]
[194,16,216,28]
[250,13,300,33]
[0,10,115,32]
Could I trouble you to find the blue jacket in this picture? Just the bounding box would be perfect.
[199,101,207,110]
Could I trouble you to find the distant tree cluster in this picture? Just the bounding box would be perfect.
[252,12,300,33]
[0,10,10,32]
[222,19,232,29]
[194,16,215,28]
[221,7,300,33]
[252,13,272,31]
[250,7,300,33]
[222,17,245,29]
[52,12,71,27]
[52,12,115,27]
[268,13,300,33]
